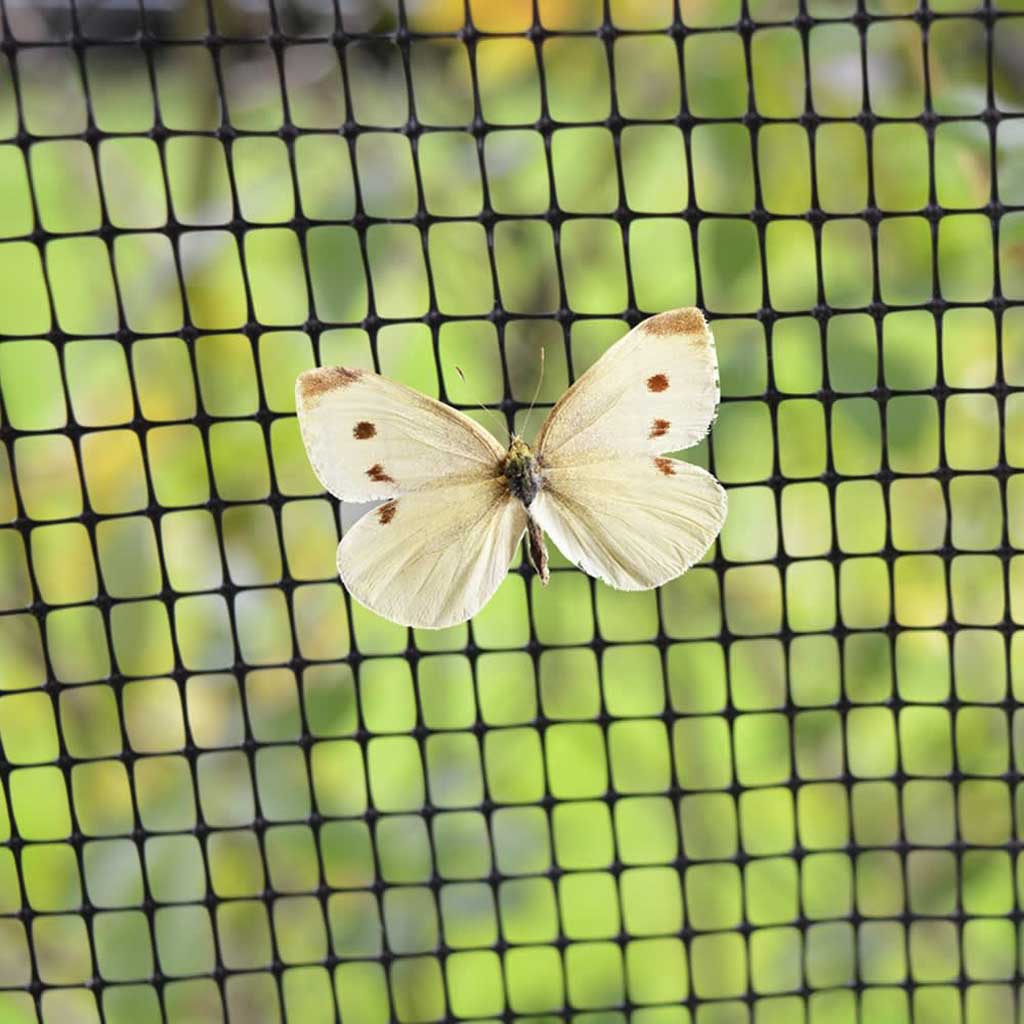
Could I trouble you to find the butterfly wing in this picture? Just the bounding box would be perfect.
[529,307,725,590]
[337,478,528,629]
[296,367,505,501]
[534,308,719,465]
[529,456,727,590]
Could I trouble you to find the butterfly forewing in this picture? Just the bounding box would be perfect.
[337,478,528,629]
[535,308,719,465]
[296,367,506,501]
[530,456,727,590]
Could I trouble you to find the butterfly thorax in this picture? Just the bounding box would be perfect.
[502,436,543,507]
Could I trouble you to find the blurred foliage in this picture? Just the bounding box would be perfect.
[0,0,1023,1021]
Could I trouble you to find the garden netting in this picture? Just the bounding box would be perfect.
[0,0,1023,1022]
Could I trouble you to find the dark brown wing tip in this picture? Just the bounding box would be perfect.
[296,366,364,403]
[642,308,708,338]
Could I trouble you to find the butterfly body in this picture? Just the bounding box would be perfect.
[499,435,551,585]
[296,308,727,628]
[501,436,544,508]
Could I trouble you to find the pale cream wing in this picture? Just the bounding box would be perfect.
[337,478,528,629]
[295,367,505,501]
[530,456,727,591]
[535,308,719,465]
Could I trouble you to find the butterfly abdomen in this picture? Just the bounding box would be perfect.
[526,515,550,585]
[502,436,543,508]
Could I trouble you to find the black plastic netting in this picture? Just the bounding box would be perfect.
[1,0,1023,1021]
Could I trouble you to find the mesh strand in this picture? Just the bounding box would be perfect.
[0,0,1023,1022]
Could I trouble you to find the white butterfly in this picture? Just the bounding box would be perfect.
[295,308,727,629]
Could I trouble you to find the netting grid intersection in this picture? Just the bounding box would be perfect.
[0,0,1022,1022]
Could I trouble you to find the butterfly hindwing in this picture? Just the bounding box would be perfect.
[529,456,727,591]
[535,308,719,466]
[296,367,505,501]
[337,478,528,629]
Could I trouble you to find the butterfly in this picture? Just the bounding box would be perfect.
[295,308,728,629]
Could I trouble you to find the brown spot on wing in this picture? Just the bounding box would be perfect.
[377,500,397,525]
[647,374,669,393]
[649,418,671,439]
[366,464,395,484]
[654,457,676,476]
[642,308,707,337]
[298,367,364,402]
[353,421,376,439]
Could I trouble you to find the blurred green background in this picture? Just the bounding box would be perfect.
[1,0,1024,1021]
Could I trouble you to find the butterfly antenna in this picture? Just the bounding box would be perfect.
[520,347,546,442]
[454,366,507,437]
